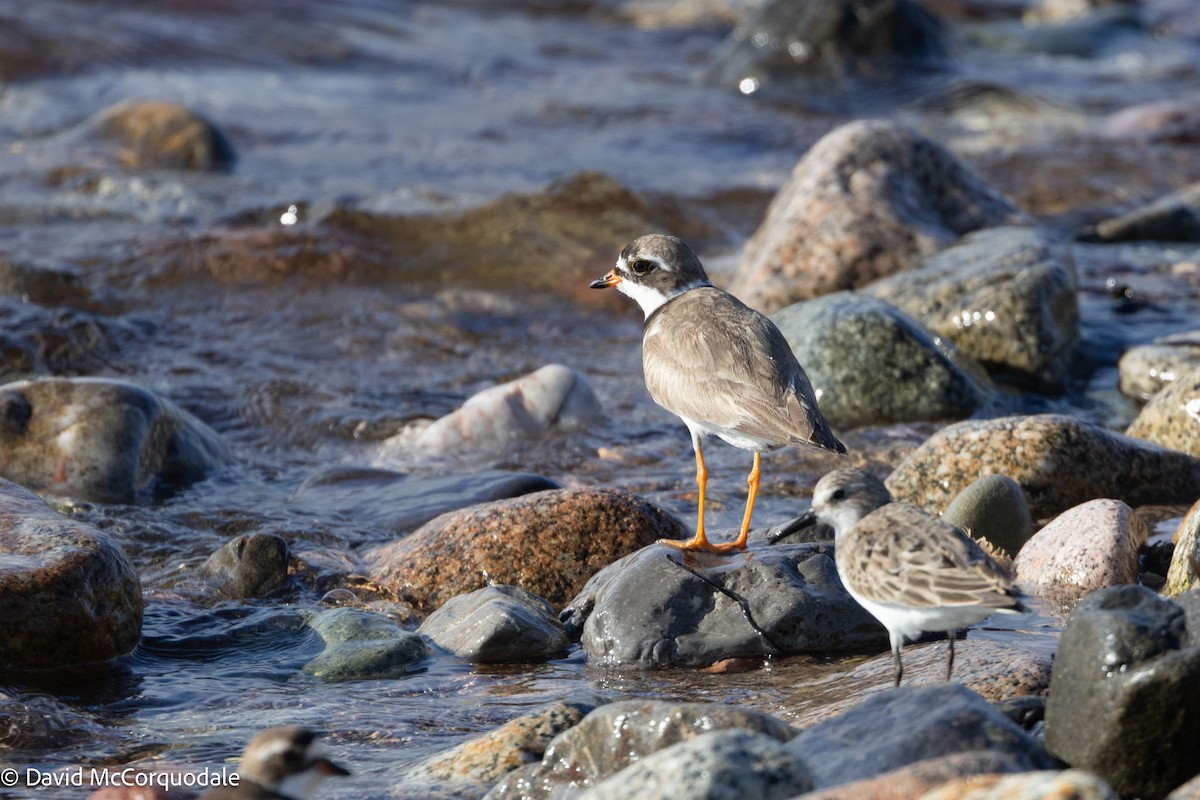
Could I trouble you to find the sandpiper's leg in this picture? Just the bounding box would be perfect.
[729,451,761,550]
[946,630,957,682]
[660,431,717,551]
[892,635,904,688]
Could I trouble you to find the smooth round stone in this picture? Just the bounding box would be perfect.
[301,607,428,683]
[1126,365,1200,457]
[942,474,1034,557]
[728,119,1026,313]
[774,292,993,427]
[1013,499,1148,612]
[1118,332,1200,400]
[0,477,142,670]
[1084,182,1200,244]
[85,98,235,171]
[887,414,1200,519]
[418,585,569,663]
[580,728,813,800]
[381,364,602,456]
[200,532,289,599]
[865,226,1079,391]
[0,377,232,504]
[1044,586,1200,800]
[1165,498,1200,597]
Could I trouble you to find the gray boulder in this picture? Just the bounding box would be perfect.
[200,532,289,599]
[1044,586,1200,799]
[302,607,428,683]
[1126,365,1200,457]
[419,585,569,663]
[0,377,232,503]
[773,292,993,427]
[787,683,1055,789]
[563,542,886,668]
[1118,331,1200,400]
[865,227,1078,391]
[0,477,142,670]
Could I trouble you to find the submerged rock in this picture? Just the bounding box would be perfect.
[1044,586,1200,800]
[0,301,146,380]
[301,607,428,683]
[485,699,796,800]
[728,120,1026,313]
[200,532,290,600]
[1126,366,1200,457]
[0,377,232,504]
[787,683,1054,789]
[1119,331,1200,400]
[941,474,1034,557]
[563,542,885,669]
[865,227,1078,391]
[386,364,602,456]
[1082,181,1200,243]
[0,478,142,670]
[887,414,1200,518]
[366,489,684,614]
[773,292,993,427]
[85,98,235,171]
[1012,499,1148,612]
[418,585,569,663]
[581,728,813,800]
[1165,499,1200,597]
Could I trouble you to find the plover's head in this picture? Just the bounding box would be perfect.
[237,726,349,800]
[589,234,712,317]
[808,468,893,540]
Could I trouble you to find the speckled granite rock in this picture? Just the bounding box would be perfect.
[200,532,289,599]
[381,364,603,457]
[403,700,593,792]
[563,542,886,668]
[366,489,685,614]
[0,377,233,504]
[579,728,812,800]
[85,98,235,171]
[1118,331,1200,400]
[0,477,142,670]
[918,769,1119,800]
[787,684,1054,789]
[301,607,428,682]
[942,474,1034,557]
[1044,586,1200,800]
[418,585,569,663]
[773,293,993,427]
[1165,499,1200,597]
[1126,365,1200,457]
[485,700,796,800]
[728,120,1026,313]
[1013,499,1147,612]
[887,414,1200,519]
[799,752,1035,800]
[865,227,1078,391]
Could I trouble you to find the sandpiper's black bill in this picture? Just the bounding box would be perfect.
[766,510,822,544]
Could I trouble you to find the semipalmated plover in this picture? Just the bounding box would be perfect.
[591,234,845,553]
[198,726,350,800]
[796,468,1025,686]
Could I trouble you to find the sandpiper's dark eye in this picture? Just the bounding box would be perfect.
[630,259,656,276]
[830,489,845,501]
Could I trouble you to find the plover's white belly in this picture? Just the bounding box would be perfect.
[680,415,780,453]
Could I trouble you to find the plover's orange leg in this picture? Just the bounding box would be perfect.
[730,451,761,550]
[660,434,721,551]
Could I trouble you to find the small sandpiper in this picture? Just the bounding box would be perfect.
[796,468,1025,686]
[198,726,350,800]
[591,234,845,553]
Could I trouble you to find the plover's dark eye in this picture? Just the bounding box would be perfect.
[629,259,656,276]
[830,489,845,501]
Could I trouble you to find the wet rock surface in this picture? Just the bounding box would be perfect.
[0,478,142,670]
[1044,585,1200,800]
[418,585,568,663]
[1118,331,1200,400]
[563,542,886,668]
[485,699,796,800]
[1013,499,1148,611]
[1166,499,1200,597]
[729,119,1027,313]
[0,377,232,504]
[301,607,428,683]
[199,532,290,600]
[1083,181,1200,243]
[864,227,1078,391]
[367,489,685,614]
[788,684,1055,789]
[941,474,1034,557]
[0,301,148,380]
[84,99,236,172]
[1126,365,1200,457]
[887,414,1200,518]
[773,292,993,427]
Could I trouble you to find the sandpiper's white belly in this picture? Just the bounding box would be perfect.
[846,589,1000,643]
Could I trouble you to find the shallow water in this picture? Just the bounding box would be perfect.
[3,0,1200,796]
